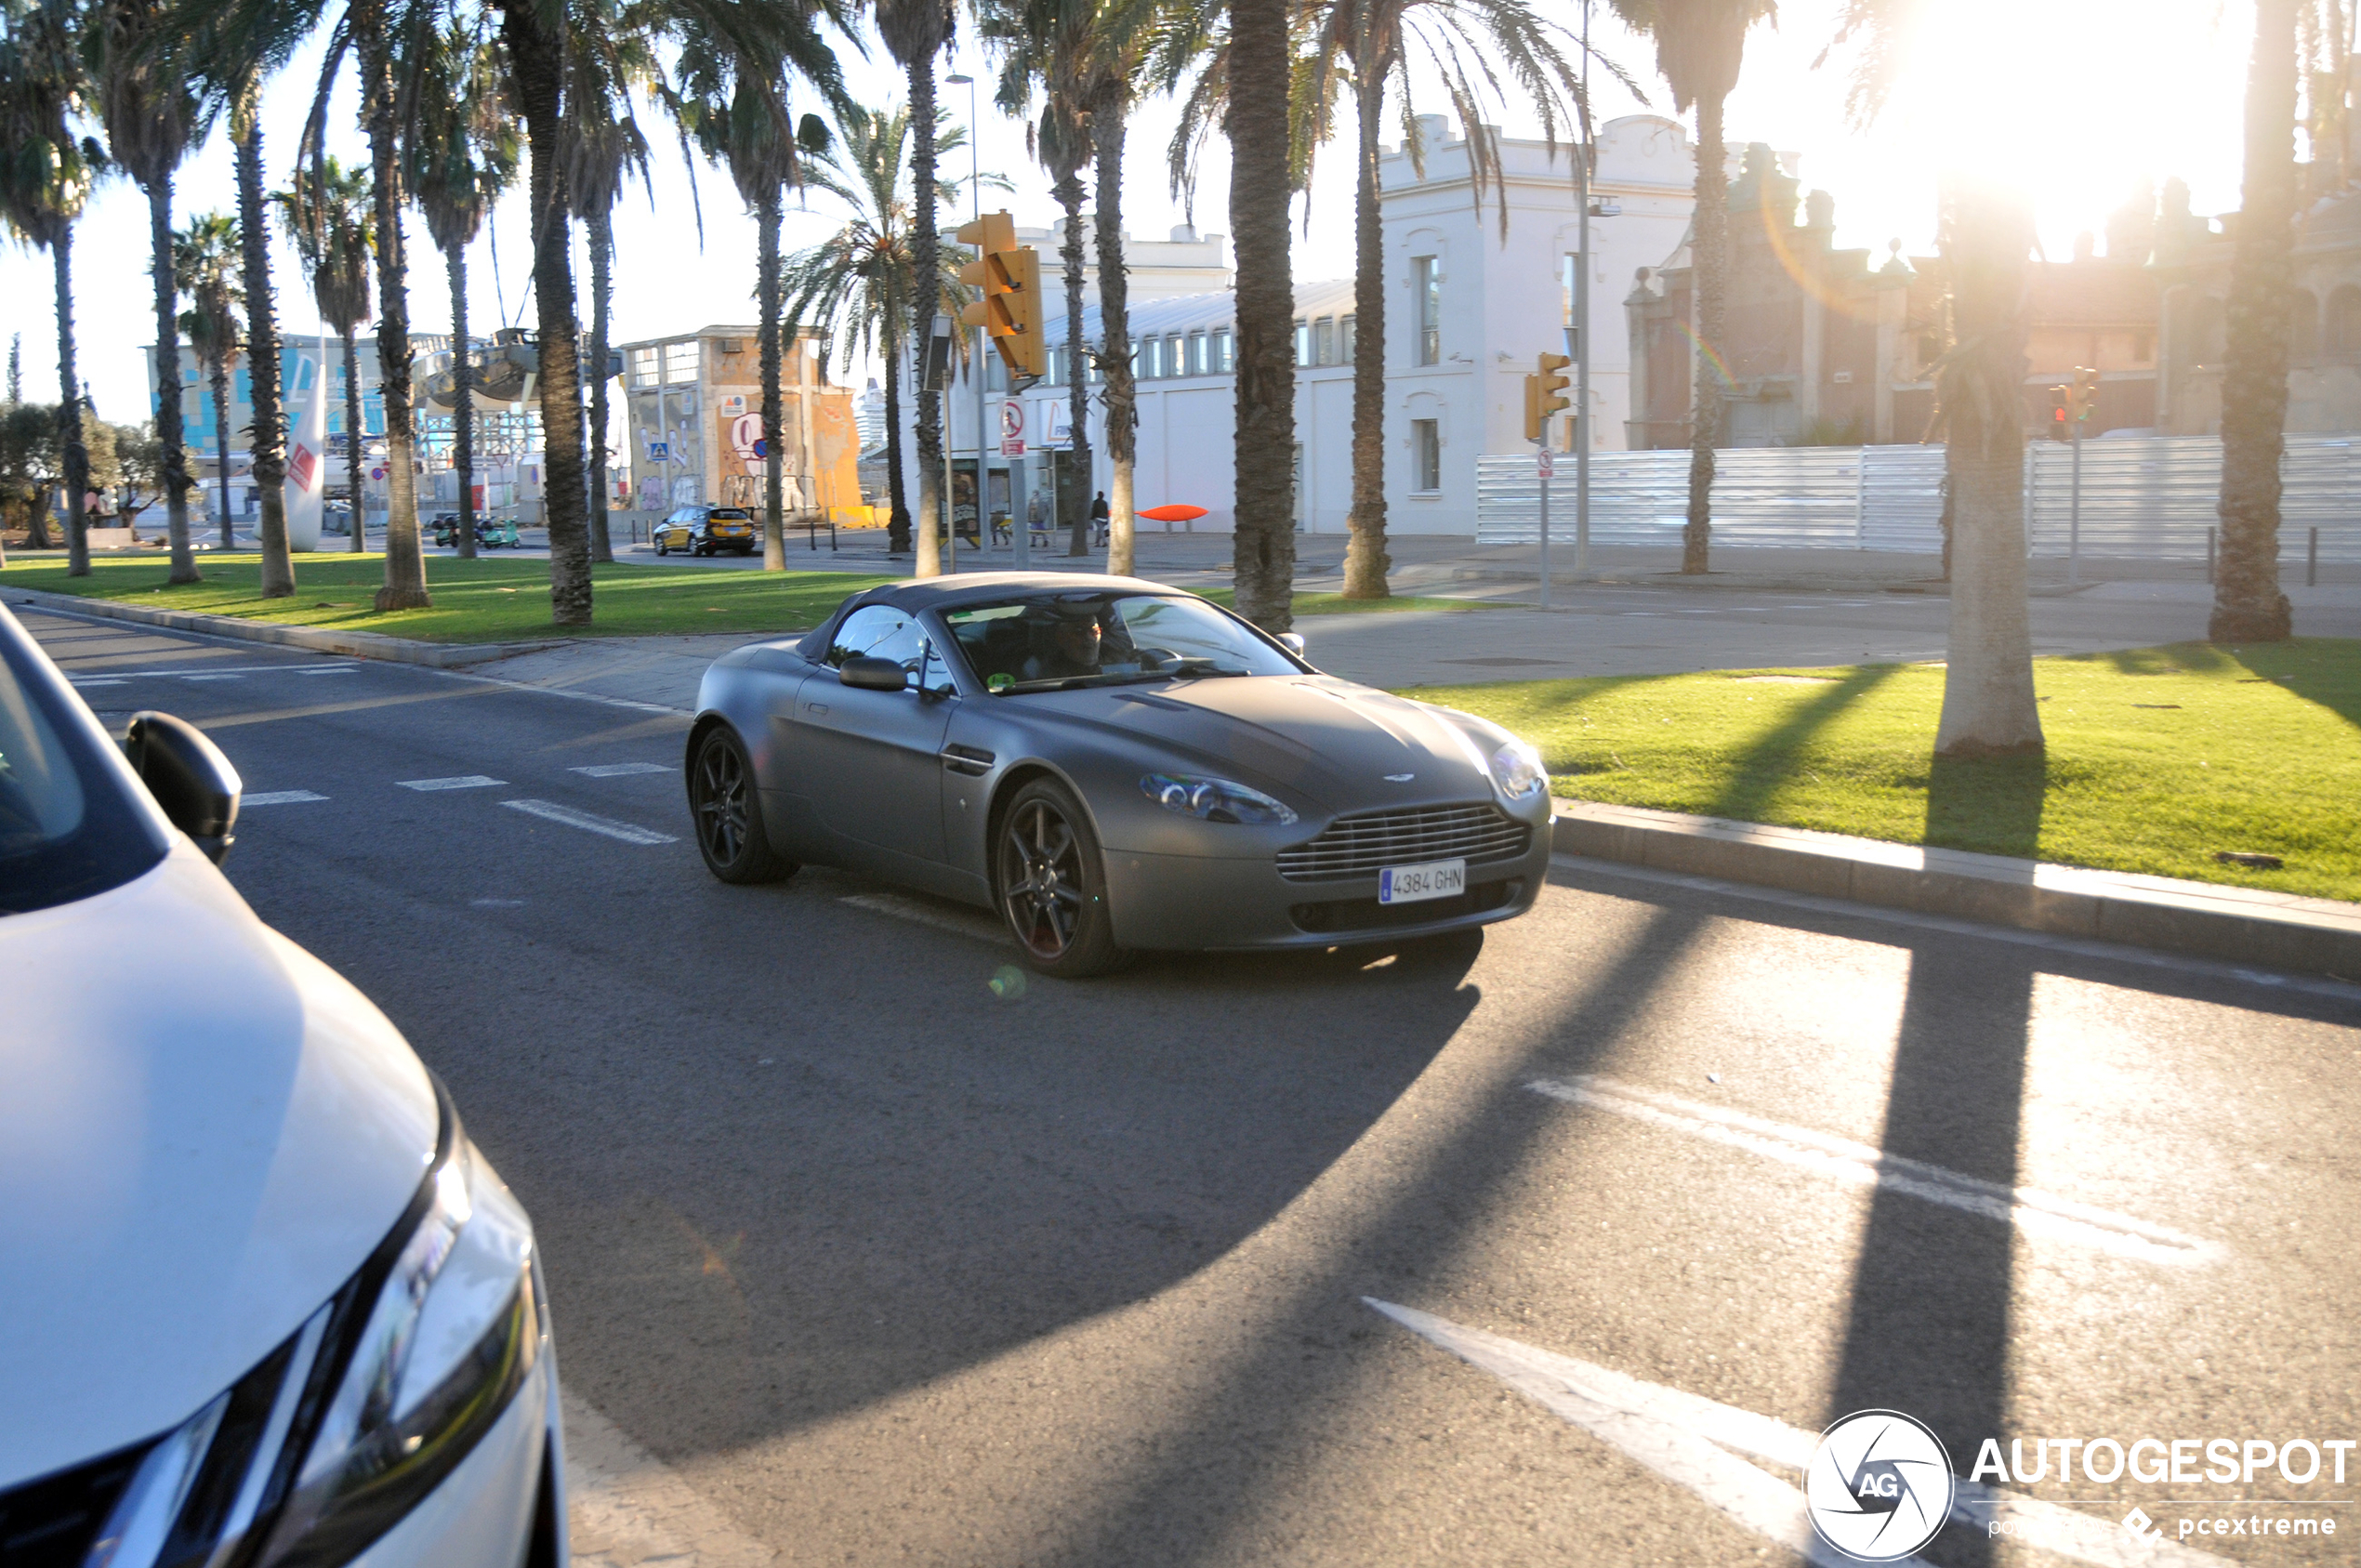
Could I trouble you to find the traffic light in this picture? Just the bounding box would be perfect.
[2067,365,2100,424]
[956,211,1047,383]
[1524,351,1573,443]
[2049,385,2069,437]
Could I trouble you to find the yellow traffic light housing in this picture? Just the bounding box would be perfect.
[956,210,1046,383]
[1523,351,1573,443]
[2067,364,2100,424]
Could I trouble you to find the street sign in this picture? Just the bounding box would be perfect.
[647,440,670,461]
[1537,448,1555,480]
[999,399,1027,458]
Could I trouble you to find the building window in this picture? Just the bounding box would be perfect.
[1411,418,1441,492]
[1167,334,1184,375]
[1293,319,1312,367]
[1314,317,1336,365]
[629,347,661,389]
[1413,256,1441,365]
[1339,314,1356,363]
[1212,328,1233,373]
[662,340,699,385]
[1186,331,1207,375]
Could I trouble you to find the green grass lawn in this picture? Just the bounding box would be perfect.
[0,553,894,643]
[1195,587,1513,615]
[1409,639,2361,904]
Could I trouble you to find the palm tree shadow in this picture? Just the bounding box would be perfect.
[1923,751,2047,861]
[1704,664,1906,827]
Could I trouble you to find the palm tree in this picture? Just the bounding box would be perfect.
[1829,1,2041,757]
[231,83,294,595]
[276,157,373,555]
[562,28,649,568]
[877,0,955,576]
[1607,0,1777,576]
[981,0,1095,557]
[90,0,211,584]
[0,0,105,578]
[492,0,592,623]
[2213,0,2300,642]
[410,17,519,564]
[174,211,243,550]
[780,105,973,555]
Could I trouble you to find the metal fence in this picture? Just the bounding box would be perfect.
[1476,435,2361,563]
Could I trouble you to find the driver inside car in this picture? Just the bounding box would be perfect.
[1021,607,1109,681]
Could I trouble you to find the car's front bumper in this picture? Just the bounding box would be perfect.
[1101,829,1550,951]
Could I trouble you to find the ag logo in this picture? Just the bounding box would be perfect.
[1804,1409,1955,1561]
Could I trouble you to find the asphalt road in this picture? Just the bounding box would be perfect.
[24,604,2361,1567]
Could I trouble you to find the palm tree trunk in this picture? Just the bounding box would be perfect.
[1932,178,2043,759]
[1228,0,1297,631]
[236,101,295,598]
[2212,0,2299,643]
[149,182,198,584]
[1056,173,1090,557]
[587,208,614,565]
[364,43,430,612]
[55,237,89,578]
[27,484,56,549]
[760,187,787,571]
[1341,63,1390,600]
[909,57,943,579]
[342,323,365,553]
[1682,89,1727,576]
[882,320,913,547]
[1093,99,1137,574]
[449,244,478,559]
[501,0,591,624]
[210,359,235,548]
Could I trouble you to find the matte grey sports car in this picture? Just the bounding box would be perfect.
[684,573,1552,977]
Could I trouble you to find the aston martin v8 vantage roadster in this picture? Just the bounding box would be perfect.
[685,573,1552,977]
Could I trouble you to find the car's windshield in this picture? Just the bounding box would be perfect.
[943,592,1299,692]
[0,610,170,916]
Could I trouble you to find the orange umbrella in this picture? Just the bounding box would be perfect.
[1138,504,1208,523]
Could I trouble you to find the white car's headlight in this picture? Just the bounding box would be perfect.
[1488,738,1548,799]
[1141,773,1299,825]
[81,1086,544,1568]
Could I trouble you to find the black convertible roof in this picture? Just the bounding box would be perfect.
[855,572,1178,613]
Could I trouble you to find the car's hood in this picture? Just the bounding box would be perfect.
[1053,675,1497,809]
[0,844,437,1488]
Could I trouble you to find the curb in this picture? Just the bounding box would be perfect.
[1,586,567,668]
[1550,800,2361,980]
[1405,566,2108,599]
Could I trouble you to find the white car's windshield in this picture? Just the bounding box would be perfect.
[943,593,1299,692]
[0,610,169,915]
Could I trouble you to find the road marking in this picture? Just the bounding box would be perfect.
[563,1390,775,1567]
[1546,853,2361,1005]
[181,673,245,681]
[64,662,363,680]
[1365,1301,2233,1568]
[571,762,672,778]
[243,790,330,806]
[501,798,678,845]
[839,892,1014,947]
[399,774,508,791]
[71,678,125,686]
[1525,1075,2218,1267]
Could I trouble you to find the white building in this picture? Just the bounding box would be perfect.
[928,113,1702,535]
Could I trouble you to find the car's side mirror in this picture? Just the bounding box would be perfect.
[839,656,910,692]
[1278,633,1307,657]
[123,711,241,864]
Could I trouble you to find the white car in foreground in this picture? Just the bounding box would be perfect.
[0,602,563,1568]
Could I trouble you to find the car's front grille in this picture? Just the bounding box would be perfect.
[0,1439,157,1568]
[1276,803,1531,882]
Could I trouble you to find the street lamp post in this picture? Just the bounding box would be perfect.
[1575,0,1592,577]
[947,72,1008,570]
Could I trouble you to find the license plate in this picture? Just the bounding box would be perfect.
[1378,858,1466,905]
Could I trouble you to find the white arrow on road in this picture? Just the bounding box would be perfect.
[1364,1299,2232,1568]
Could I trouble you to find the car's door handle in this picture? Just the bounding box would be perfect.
[804,702,829,717]
[940,744,994,776]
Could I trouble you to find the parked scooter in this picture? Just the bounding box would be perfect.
[429,513,523,549]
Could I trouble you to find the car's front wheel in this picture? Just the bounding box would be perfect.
[996,779,1127,978]
[690,727,795,884]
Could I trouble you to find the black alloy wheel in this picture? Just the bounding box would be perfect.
[996,779,1126,977]
[689,727,794,884]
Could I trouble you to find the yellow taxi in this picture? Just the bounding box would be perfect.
[653,506,760,557]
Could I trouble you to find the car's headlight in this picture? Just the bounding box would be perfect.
[1488,738,1548,799]
[83,1085,544,1568]
[1141,772,1299,825]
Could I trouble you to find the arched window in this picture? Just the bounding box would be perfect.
[2288,289,2320,362]
[2327,286,2361,359]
